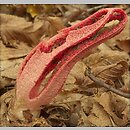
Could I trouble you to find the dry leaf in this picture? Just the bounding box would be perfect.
[42,105,71,126]
[0,5,14,15]
[121,72,130,93]
[92,60,128,81]
[0,14,64,88]
[42,5,57,14]
[0,5,26,17]
[78,109,92,127]
[0,77,15,89]
[83,50,129,67]
[30,117,50,127]
[0,58,23,79]
[69,113,79,126]
[63,84,78,92]
[23,110,33,122]
[0,14,64,46]
[0,41,32,88]
[0,89,50,127]
[52,92,85,104]
[88,102,112,126]
[27,5,42,18]
[106,16,130,53]
[0,89,15,126]
[116,40,130,53]
[82,50,129,88]
[0,58,24,88]
[69,61,86,84]
[63,5,87,23]
[35,16,64,37]
[65,74,76,85]
[0,14,45,46]
[80,97,94,116]
[0,41,32,61]
[95,92,129,126]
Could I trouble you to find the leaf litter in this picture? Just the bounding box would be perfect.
[0,4,130,127]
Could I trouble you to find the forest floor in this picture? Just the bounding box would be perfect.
[0,4,130,127]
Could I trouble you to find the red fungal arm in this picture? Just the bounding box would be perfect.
[16,8,128,110]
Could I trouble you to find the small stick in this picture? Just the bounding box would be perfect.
[85,67,130,98]
[64,4,112,25]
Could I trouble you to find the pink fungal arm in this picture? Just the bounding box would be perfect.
[16,8,128,110]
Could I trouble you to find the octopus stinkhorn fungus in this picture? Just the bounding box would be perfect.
[14,8,128,117]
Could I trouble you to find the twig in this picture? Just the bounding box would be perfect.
[85,67,130,98]
[64,4,113,25]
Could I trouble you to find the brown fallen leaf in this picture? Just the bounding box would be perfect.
[69,61,86,85]
[81,49,129,89]
[42,5,57,14]
[35,16,64,38]
[78,109,93,127]
[51,89,95,127]
[116,40,130,53]
[92,60,128,81]
[120,72,130,93]
[63,84,78,92]
[80,97,94,116]
[0,77,15,89]
[111,94,129,117]
[26,5,42,18]
[69,112,79,126]
[106,16,130,53]
[0,89,15,126]
[0,5,27,17]
[0,41,32,89]
[87,102,113,126]
[0,89,50,127]
[1,20,66,88]
[0,14,44,46]
[95,92,129,126]
[52,92,85,105]
[29,117,50,127]
[0,58,24,88]
[83,50,129,68]
[65,74,76,85]
[63,4,87,24]
[0,41,32,61]
[41,105,71,126]
[0,14,64,46]
[23,110,33,123]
